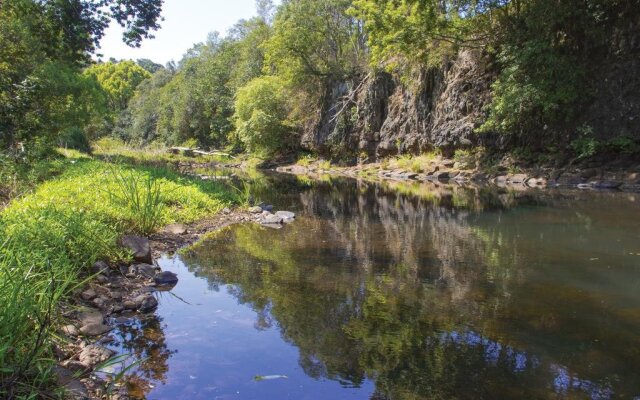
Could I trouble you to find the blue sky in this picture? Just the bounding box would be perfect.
[98,0,264,64]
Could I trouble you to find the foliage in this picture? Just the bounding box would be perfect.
[105,167,165,235]
[390,152,439,173]
[478,0,637,144]
[0,0,163,158]
[121,18,271,148]
[264,0,366,82]
[233,76,295,155]
[0,157,233,397]
[84,61,151,111]
[136,58,164,74]
[349,0,502,69]
[119,67,175,144]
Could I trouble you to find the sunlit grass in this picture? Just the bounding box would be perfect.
[0,158,234,398]
[388,152,440,173]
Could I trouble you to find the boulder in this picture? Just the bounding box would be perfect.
[507,174,529,184]
[248,206,263,214]
[79,322,112,337]
[78,309,103,326]
[435,171,450,180]
[591,180,623,190]
[442,160,455,168]
[80,289,97,301]
[61,324,79,337]
[471,173,488,181]
[91,261,110,276]
[53,366,88,399]
[134,294,158,313]
[154,271,178,287]
[275,211,295,223]
[78,344,115,368]
[403,172,419,179]
[258,203,274,212]
[119,236,152,264]
[132,263,158,278]
[123,300,137,310]
[260,214,284,225]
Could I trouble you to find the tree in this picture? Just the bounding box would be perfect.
[349,0,505,69]
[136,58,164,74]
[84,61,151,111]
[233,76,295,155]
[0,0,163,149]
[264,0,366,83]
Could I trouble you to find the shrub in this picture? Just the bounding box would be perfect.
[58,127,92,153]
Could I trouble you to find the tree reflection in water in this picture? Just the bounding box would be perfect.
[114,175,640,399]
[107,313,176,399]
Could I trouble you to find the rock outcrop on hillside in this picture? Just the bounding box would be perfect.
[302,49,495,160]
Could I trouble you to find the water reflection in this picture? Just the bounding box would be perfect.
[123,175,640,399]
[106,314,176,398]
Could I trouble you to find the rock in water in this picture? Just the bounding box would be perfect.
[275,211,296,223]
[80,322,112,337]
[260,214,283,225]
[591,180,623,190]
[132,263,158,278]
[78,345,115,368]
[53,366,88,399]
[119,236,153,264]
[154,271,178,287]
[135,294,158,313]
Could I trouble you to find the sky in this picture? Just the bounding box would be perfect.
[97,0,263,65]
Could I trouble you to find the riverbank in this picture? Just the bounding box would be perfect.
[0,156,237,398]
[53,207,259,399]
[277,155,640,192]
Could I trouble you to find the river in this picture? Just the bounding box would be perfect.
[106,173,640,399]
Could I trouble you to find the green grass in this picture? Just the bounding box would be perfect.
[92,137,235,166]
[388,152,439,173]
[0,156,234,398]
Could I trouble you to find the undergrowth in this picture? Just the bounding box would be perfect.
[0,157,233,398]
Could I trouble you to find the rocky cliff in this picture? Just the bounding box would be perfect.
[302,49,495,161]
[302,19,640,165]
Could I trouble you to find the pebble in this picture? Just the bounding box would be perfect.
[80,289,97,301]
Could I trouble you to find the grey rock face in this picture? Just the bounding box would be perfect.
[302,49,493,159]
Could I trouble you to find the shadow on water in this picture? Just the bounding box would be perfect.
[112,174,640,399]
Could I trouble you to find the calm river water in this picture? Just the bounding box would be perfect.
[109,174,640,400]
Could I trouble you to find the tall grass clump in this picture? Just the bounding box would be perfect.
[0,158,234,397]
[106,168,164,235]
